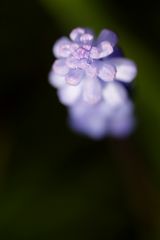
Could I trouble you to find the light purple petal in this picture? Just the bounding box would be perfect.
[89,47,99,59]
[82,44,92,51]
[69,28,94,44]
[77,58,88,69]
[65,68,84,85]
[48,71,65,88]
[72,47,90,59]
[69,102,109,139]
[110,105,135,138]
[57,83,82,106]
[73,115,108,139]
[90,41,113,59]
[69,28,86,41]
[102,82,128,107]
[98,41,113,58]
[53,37,73,58]
[66,57,88,70]
[52,59,69,75]
[66,57,80,69]
[98,62,116,82]
[83,78,102,104]
[107,58,137,82]
[96,29,118,47]
[69,97,135,139]
[79,33,94,48]
[85,63,97,78]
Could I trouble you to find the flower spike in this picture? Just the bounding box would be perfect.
[49,27,137,139]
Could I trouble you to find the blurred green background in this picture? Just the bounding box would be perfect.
[0,0,160,239]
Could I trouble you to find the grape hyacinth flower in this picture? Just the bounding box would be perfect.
[49,27,137,139]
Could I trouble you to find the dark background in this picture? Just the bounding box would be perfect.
[0,0,160,239]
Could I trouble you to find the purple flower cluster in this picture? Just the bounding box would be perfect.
[49,28,137,139]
